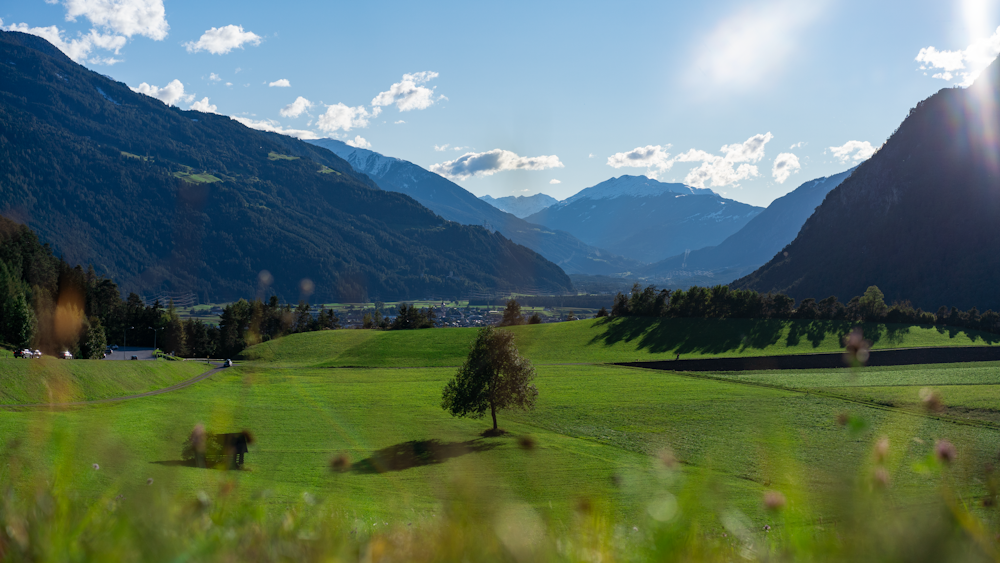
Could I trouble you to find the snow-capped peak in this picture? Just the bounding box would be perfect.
[558,175,714,206]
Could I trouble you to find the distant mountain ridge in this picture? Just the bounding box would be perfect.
[642,167,855,282]
[309,139,642,276]
[734,56,1000,311]
[0,30,572,302]
[525,175,763,263]
[479,193,557,218]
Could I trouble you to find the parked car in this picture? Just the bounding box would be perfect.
[33,350,42,358]
[61,351,73,360]
[223,359,233,367]
[130,355,138,360]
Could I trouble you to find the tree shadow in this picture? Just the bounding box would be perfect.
[351,439,500,474]
[589,317,788,356]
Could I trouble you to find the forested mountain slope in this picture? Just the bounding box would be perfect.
[734,58,1000,310]
[643,168,855,282]
[309,139,640,276]
[0,31,572,302]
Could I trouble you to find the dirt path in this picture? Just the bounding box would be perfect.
[0,362,226,410]
[615,346,1000,372]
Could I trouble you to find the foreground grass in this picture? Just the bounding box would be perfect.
[0,358,208,404]
[242,317,1000,368]
[3,360,1000,560]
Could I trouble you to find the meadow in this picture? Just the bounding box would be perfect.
[2,317,1000,560]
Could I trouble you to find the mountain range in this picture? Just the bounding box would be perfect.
[308,139,641,276]
[478,193,558,218]
[642,167,855,283]
[0,30,572,302]
[525,175,763,263]
[735,58,1000,311]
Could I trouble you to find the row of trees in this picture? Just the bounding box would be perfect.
[605,283,1000,334]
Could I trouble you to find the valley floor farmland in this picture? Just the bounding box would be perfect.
[1,317,1000,559]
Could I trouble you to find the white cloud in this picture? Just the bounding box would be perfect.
[688,1,825,92]
[674,132,774,189]
[209,72,221,81]
[606,144,674,178]
[372,71,440,111]
[790,141,806,149]
[279,96,313,118]
[230,116,319,140]
[606,134,773,187]
[1,21,126,63]
[130,79,194,106]
[269,78,290,88]
[184,25,261,55]
[829,140,875,163]
[434,144,450,151]
[916,26,1000,87]
[430,149,564,180]
[345,135,371,149]
[316,103,370,132]
[588,153,595,158]
[62,0,168,40]
[549,179,561,184]
[453,146,468,151]
[771,152,801,183]
[189,97,217,113]
[394,120,405,124]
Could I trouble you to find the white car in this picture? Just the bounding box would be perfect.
[62,351,73,360]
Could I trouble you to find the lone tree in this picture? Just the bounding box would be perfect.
[441,326,537,431]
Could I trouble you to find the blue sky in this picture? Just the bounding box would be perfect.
[3,0,999,206]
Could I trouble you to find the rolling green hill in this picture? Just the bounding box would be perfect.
[0,30,571,302]
[0,358,207,404]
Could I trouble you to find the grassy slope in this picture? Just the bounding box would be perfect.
[241,317,1000,368]
[1,362,998,527]
[0,358,209,404]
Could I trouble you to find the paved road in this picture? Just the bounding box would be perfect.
[615,346,1000,372]
[0,362,228,409]
[104,347,157,361]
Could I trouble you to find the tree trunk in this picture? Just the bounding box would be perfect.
[491,402,498,430]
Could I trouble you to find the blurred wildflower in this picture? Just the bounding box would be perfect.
[920,388,944,413]
[658,448,679,469]
[935,440,956,465]
[196,490,211,509]
[517,435,536,450]
[147,478,154,485]
[763,491,786,511]
[843,327,871,367]
[874,436,890,464]
[874,467,891,488]
[330,453,351,472]
[763,525,771,532]
[92,463,99,470]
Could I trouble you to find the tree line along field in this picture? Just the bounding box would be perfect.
[241,316,1000,367]
[1,316,1000,560]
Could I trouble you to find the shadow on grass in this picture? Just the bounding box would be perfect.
[589,317,1000,356]
[351,439,500,474]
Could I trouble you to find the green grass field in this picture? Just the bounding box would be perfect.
[0,358,208,404]
[4,319,1000,560]
[242,317,1000,368]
